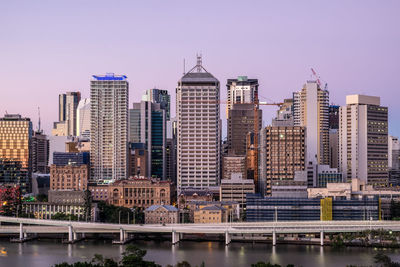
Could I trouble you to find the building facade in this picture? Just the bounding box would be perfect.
[246,194,380,221]
[76,98,91,139]
[50,164,89,191]
[107,178,171,210]
[53,92,81,136]
[32,130,49,173]
[131,101,167,179]
[339,95,388,187]
[142,88,171,121]
[176,56,221,192]
[222,155,247,180]
[0,114,32,193]
[90,73,128,181]
[259,126,306,195]
[293,81,329,164]
[220,175,255,211]
[144,205,178,224]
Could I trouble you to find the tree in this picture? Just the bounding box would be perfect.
[52,212,79,221]
[83,189,92,222]
[54,245,161,267]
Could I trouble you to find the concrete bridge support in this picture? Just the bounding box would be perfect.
[272,231,276,246]
[320,231,324,246]
[225,231,231,245]
[68,225,73,243]
[172,230,180,245]
[120,228,125,243]
[19,223,23,240]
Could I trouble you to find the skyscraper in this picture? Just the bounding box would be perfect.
[176,56,221,192]
[142,89,171,121]
[90,73,128,181]
[32,130,49,173]
[52,92,81,136]
[259,126,306,195]
[0,114,33,193]
[226,77,261,158]
[339,95,388,187]
[293,81,329,164]
[131,101,167,179]
[76,98,91,139]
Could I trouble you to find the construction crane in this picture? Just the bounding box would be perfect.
[180,98,283,192]
[311,68,328,90]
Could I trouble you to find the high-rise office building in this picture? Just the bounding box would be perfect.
[226,77,260,156]
[389,136,400,186]
[90,73,128,181]
[176,56,221,192]
[329,105,340,130]
[226,76,258,115]
[227,104,262,156]
[76,98,91,139]
[32,130,49,173]
[52,92,81,136]
[272,98,294,127]
[131,101,166,179]
[143,89,171,121]
[293,81,329,164]
[339,95,388,186]
[0,114,33,193]
[259,126,306,195]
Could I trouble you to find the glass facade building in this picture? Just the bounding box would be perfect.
[246,194,380,221]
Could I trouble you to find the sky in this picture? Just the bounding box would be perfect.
[1,0,399,138]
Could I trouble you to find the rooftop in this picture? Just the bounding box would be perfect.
[92,73,127,81]
[145,205,178,212]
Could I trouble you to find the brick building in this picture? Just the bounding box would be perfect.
[50,164,89,191]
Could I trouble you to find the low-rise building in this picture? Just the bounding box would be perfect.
[178,188,214,209]
[220,175,255,210]
[185,200,240,223]
[22,202,98,221]
[50,164,89,191]
[144,205,178,224]
[48,190,85,205]
[194,205,228,224]
[246,193,380,221]
[108,178,171,210]
[88,183,110,202]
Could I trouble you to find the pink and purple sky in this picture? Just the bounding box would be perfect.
[1,0,399,137]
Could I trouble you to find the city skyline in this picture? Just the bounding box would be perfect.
[1,1,400,138]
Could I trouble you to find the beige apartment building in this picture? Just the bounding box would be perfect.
[293,81,329,165]
[339,95,388,187]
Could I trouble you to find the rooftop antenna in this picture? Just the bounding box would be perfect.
[183,58,186,75]
[196,53,202,72]
[37,107,41,133]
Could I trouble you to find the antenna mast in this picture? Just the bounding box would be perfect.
[38,107,41,132]
[196,53,202,72]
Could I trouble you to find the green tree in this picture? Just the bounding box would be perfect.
[52,212,79,221]
[83,189,92,222]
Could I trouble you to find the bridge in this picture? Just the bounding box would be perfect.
[1,216,400,246]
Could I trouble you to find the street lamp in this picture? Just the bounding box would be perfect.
[119,210,121,224]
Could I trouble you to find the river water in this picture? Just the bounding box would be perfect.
[0,239,399,267]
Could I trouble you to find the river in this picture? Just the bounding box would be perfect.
[0,239,399,267]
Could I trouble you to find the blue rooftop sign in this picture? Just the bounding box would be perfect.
[92,73,127,81]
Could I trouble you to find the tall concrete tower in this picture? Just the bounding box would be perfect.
[176,56,221,192]
[90,73,128,181]
[339,95,388,187]
[293,81,329,165]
